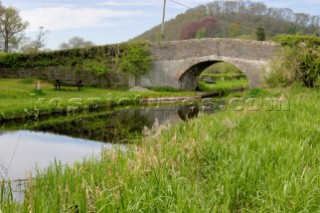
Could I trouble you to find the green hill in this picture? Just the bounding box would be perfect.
[134,0,320,42]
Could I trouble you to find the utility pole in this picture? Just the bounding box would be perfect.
[161,0,167,41]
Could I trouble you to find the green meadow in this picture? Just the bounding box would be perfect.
[197,79,249,92]
[197,62,250,93]
[0,78,197,120]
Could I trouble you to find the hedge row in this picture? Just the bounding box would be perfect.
[0,41,152,77]
[201,73,247,81]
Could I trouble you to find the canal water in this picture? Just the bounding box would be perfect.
[0,102,220,180]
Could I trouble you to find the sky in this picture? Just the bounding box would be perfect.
[1,0,320,50]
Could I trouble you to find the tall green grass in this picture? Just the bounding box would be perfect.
[3,87,320,212]
[0,181,20,212]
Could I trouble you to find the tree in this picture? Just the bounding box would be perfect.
[256,26,266,41]
[32,26,49,51]
[227,23,240,38]
[0,6,28,52]
[249,2,267,16]
[21,26,49,53]
[224,1,238,13]
[59,36,95,50]
[195,28,207,39]
[180,18,217,40]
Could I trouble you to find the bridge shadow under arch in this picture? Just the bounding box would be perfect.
[178,60,248,91]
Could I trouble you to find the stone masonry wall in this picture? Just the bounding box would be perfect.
[151,38,281,61]
[0,67,129,89]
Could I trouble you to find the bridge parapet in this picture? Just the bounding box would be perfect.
[151,38,282,61]
[135,38,283,90]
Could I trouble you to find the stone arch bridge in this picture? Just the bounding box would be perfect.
[133,38,282,90]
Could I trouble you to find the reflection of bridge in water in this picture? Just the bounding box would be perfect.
[29,103,221,142]
[0,102,222,145]
[133,38,282,90]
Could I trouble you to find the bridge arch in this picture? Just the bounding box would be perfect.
[134,38,281,90]
[178,58,261,90]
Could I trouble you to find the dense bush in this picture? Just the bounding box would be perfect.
[268,34,320,87]
[0,41,152,77]
[256,26,266,41]
[273,34,320,47]
[118,42,152,77]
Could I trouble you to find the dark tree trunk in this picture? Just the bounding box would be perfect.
[4,35,8,52]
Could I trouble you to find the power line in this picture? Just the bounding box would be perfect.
[168,0,282,34]
[5,131,23,179]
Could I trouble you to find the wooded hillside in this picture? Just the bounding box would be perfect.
[134,0,320,41]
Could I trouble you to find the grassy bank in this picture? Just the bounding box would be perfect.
[3,87,320,212]
[198,79,249,92]
[0,78,197,120]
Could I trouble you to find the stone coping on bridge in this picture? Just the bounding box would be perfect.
[150,38,282,62]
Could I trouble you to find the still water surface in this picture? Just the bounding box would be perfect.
[0,131,108,180]
[0,103,218,180]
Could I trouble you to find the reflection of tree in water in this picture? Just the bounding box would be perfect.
[29,105,215,143]
[31,111,153,143]
[177,105,199,121]
[105,111,152,142]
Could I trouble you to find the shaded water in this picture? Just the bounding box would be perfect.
[0,102,219,180]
